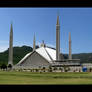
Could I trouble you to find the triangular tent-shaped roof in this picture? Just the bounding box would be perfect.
[17,46,56,65]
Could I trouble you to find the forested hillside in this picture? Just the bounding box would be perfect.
[0,45,33,65]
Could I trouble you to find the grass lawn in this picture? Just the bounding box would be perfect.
[0,71,92,84]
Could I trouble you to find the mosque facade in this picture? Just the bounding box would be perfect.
[8,15,80,70]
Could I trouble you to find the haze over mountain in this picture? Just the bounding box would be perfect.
[0,45,92,65]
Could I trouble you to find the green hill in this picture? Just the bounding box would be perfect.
[64,53,92,63]
[72,53,92,63]
[0,45,92,65]
[0,45,33,65]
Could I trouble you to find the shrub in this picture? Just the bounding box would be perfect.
[42,67,46,72]
[1,64,7,69]
[7,64,12,69]
[49,66,52,72]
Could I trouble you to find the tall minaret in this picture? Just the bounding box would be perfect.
[8,23,13,66]
[33,34,36,51]
[56,15,60,61]
[69,32,72,60]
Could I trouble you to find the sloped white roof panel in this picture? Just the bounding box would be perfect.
[36,47,52,62]
[45,47,56,60]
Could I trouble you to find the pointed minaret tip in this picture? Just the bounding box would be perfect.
[56,11,60,25]
[69,32,71,42]
[10,22,13,33]
[33,33,36,51]
[11,21,13,24]
[56,16,59,25]
[11,21,13,27]
[34,33,35,39]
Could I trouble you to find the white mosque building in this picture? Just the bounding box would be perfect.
[8,15,80,70]
[14,43,57,69]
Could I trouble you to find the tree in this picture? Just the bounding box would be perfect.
[54,67,57,70]
[89,68,92,72]
[35,69,39,72]
[7,64,12,69]
[42,67,46,72]
[59,67,63,72]
[1,64,7,70]
[49,66,52,72]
[63,65,69,72]
[53,67,57,72]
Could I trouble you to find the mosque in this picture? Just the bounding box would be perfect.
[8,15,80,70]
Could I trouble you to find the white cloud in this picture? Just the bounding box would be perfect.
[0,40,9,52]
[0,46,8,52]
[14,41,32,47]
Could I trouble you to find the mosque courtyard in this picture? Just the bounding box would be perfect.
[0,71,92,84]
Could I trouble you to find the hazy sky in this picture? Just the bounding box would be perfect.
[0,8,92,54]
